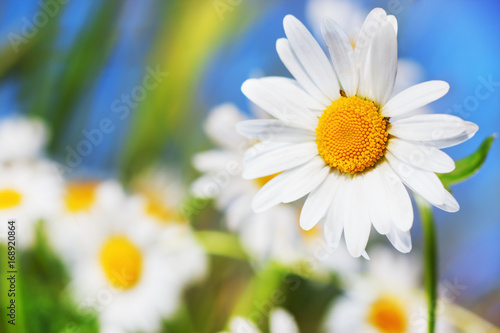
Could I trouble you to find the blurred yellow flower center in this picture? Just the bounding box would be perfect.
[316,96,388,174]
[300,224,320,241]
[255,173,280,188]
[99,236,143,290]
[367,296,408,333]
[64,182,98,213]
[145,197,182,223]
[0,189,23,209]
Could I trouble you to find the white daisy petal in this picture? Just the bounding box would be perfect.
[204,104,247,151]
[386,226,412,253]
[381,81,450,117]
[259,76,326,112]
[242,141,318,179]
[344,175,371,257]
[355,8,389,80]
[363,168,391,234]
[192,150,238,172]
[300,171,339,230]
[251,157,325,212]
[324,175,347,249]
[321,18,358,96]
[389,114,467,142]
[283,15,340,101]
[276,38,331,106]
[281,157,330,203]
[388,138,455,173]
[387,15,398,35]
[241,79,318,130]
[378,161,414,231]
[226,194,252,231]
[386,151,459,212]
[362,20,398,104]
[251,171,297,212]
[428,121,479,148]
[237,119,316,143]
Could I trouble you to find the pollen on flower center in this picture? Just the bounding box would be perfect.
[0,189,23,209]
[99,235,143,290]
[367,296,408,333]
[316,95,388,174]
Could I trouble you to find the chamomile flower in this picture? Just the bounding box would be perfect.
[237,9,478,257]
[0,116,47,162]
[0,161,62,247]
[57,188,206,333]
[192,104,309,264]
[131,167,186,224]
[47,180,129,259]
[325,247,456,333]
[225,308,299,333]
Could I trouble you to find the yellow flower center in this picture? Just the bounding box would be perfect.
[99,235,143,290]
[64,182,98,213]
[0,189,23,209]
[299,224,320,242]
[145,197,182,224]
[316,96,388,174]
[254,173,281,188]
[367,296,408,333]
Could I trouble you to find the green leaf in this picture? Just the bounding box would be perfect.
[438,135,496,188]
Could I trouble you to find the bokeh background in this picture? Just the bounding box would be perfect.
[0,0,499,332]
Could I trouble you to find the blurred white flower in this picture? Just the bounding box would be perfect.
[131,167,186,224]
[50,180,206,333]
[0,160,62,247]
[48,180,133,262]
[225,308,299,333]
[192,104,308,264]
[325,247,457,333]
[0,117,48,162]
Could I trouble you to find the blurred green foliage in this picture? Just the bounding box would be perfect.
[0,222,98,333]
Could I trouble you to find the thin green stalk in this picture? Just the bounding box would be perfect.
[416,196,437,333]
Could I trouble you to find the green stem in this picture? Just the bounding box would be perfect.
[416,196,437,333]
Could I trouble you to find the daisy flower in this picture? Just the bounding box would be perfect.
[55,184,206,333]
[325,247,457,333]
[237,9,478,257]
[225,308,299,333]
[0,116,48,162]
[192,104,310,264]
[131,167,187,225]
[48,180,135,262]
[0,161,62,247]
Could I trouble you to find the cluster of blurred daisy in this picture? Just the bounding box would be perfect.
[0,113,464,333]
[0,116,206,332]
